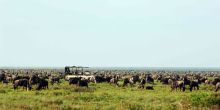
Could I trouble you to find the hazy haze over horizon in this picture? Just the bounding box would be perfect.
[0,0,220,67]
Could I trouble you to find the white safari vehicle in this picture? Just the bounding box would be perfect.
[64,66,95,81]
[65,75,95,81]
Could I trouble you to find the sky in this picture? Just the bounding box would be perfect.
[0,0,220,67]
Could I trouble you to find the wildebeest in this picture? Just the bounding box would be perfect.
[160,77,170,85]
[131,75,140,84]
[0,73,6,82]
[69,77,89,87]
[171,81,185,92]
[50,76,60,85]
[205,79,211,85]
[105,76,112,83]
[146,76,154,84]
[13,79,32,91]
[212,77,220,85]
[123,75,140,87]
[5,76,13,83]
[183,77,191,85]
[29,75,40,85]
[138,78,146,89]
[88,76,96,83]
[199,77,207,84]
[189,80,199,92]
[215,82,220,92]
[36,78,49,90]
[123,78,134,87]
[94,76,106,83]
[77,80,88,87]
[2,79,9,84]
[110,78,119,87]
[69,77,81,85]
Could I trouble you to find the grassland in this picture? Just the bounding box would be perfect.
[0,80,219,110]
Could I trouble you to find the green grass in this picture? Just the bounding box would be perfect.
[0,80,219,110]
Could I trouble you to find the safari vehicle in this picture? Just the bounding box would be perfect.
[64,66,93,80]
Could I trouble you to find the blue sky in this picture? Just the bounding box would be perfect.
[0,0,220,67]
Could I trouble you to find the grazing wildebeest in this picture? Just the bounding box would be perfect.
[105,76,112,83]
[12,75,21,82]
[69,77,82,85]
[205,79,211,85]
[212,77,220,85]
[88,76,96,83]
[95,76,106,83]
[160,77,170,85]
[138,78,146,89]
[5,76,13,83]
[123,78,130,86]
[168,79,173,85]
[215,82,220,92]
[29,75,40,85]
[110,78,119,87]
[183,77,191,85]
[189,80,199,92]
[146,76,154,84]
[3,79,9,84]
[36,78,49,90]
[171,81,185,92]
[123,78,134,87]
[50,76,60,85]
[13,79,32,91]
[77,80,88,87]
[0,73,6,82]
[199,77,207,84]
[22,76,30,80]
[131,75,140,84]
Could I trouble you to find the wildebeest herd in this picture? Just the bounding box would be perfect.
[0,69,219,92]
